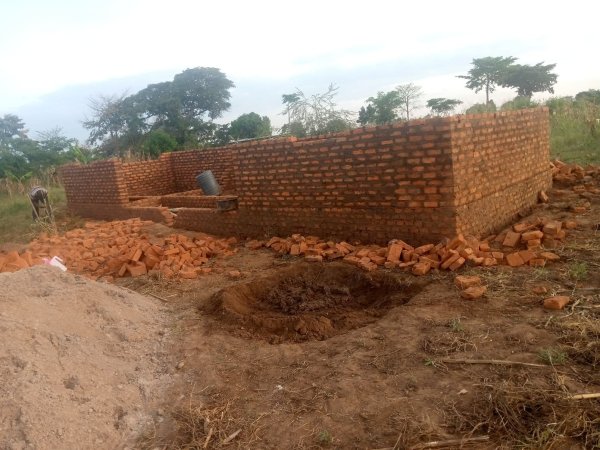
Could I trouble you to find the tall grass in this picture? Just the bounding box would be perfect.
[0,187,68,244]
[548,98,600,165]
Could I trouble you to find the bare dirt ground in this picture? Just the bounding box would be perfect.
[1,180,598,449]
[0,266,175,450]
[127,183,599,449]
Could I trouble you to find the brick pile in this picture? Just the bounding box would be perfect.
[13,218,237,280]
[247,215,575,275]
[551,159,600,185]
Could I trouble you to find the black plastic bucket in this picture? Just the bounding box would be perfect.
[195,170,221,196]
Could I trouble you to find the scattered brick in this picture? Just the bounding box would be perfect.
[461,285,487,300]
[411,262,431,276]
[454,275,482,290]
[540,252,560,262]
[543,296,570,310]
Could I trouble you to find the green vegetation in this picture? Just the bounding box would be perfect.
[567,261,589,281]
[0,187,67,244]
[228,112,272,141]
[317,429,333,445]
[427,97,463,116]
[0,115,89,182]
[448,317,464,332]
[548,95,600,164]
[458,56,517,104]
[538,347,568,365]
[458,56,557,104]
[357,83,423,125]
[83,67,235,156]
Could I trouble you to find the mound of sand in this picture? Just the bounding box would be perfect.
[0,266,172,450]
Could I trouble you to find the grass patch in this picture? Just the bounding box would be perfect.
[567,261,589,281]
[317,429,333,446]
[0,187,79,244]
[538,347,568,365]
[448,317,464,333]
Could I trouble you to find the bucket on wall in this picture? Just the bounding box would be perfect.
[195,170,221,196]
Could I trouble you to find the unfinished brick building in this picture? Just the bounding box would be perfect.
[60,108,551,245]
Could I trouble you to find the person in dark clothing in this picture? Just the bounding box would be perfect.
[29,186,52,220]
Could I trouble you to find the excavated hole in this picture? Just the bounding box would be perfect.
[204,262,425,343]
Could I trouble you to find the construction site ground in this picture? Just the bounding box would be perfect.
[1,180,599,449]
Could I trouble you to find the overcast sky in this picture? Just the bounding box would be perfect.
[1,0,598,140]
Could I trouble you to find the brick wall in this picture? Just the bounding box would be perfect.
[60,160,129,206]
[164,149,236,193]
[121,158,176,196]
[450,108,552,236]
[60,108,551,244]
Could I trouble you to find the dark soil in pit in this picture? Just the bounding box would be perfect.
[204,262,426,343]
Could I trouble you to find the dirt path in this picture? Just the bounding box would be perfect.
[0,266,176,450]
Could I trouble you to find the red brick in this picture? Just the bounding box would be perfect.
[505,252,525,267]
[502,231,521,247]
[543,296,570,310]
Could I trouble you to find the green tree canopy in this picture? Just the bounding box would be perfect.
[83,67,235,157]
[426,98,462,116]
[575,89,600,105]
[357,90,401,125]
[458,56,517,104]
[501,62,558,98]
[229,112,271,140]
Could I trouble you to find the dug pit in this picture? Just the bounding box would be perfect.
[205,262,425,343]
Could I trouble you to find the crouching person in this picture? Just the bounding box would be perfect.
[29,186,51,220]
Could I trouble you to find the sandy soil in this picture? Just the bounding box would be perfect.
[0,266,175,450]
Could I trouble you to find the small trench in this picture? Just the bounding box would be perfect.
[203,262,426,343]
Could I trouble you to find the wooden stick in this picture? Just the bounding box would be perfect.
[410,436,490,449]
[441,358,547,368]
[222,428,241,444]
[203,427,213,449]
[569,393,600,400]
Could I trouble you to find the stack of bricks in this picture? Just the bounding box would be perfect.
[248,213,574,275]
[23,218,235,280]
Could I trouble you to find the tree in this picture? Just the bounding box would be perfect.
[458,56,517,104]
[426,98,463,116]
[396,83,423,120]
[358,90,401,125]
[501,62,558,98]
[229,112,272,140]
[141,130,177,158]
[279,84,353,136]
[0,114,28,147]
[575,89,600,105]
[82,93,141,157]
[83,67,235,156]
